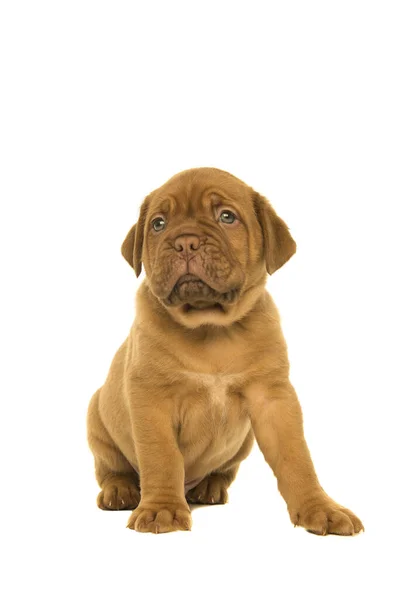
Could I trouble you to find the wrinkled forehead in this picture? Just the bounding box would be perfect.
[147,169,251,218]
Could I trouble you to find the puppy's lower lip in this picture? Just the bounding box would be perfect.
[183,303,224,313]
[176,274,203,285]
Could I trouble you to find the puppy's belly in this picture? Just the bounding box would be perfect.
[177,374,251,481]
[99,369,251,490]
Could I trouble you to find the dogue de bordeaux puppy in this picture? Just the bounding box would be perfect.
[87,167,364,535]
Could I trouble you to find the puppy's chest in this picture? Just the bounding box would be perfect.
[178,372,245,428]
[190,373,233,403]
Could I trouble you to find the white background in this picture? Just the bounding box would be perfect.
[1,1,399,598]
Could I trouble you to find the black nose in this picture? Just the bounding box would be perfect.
[173,235,200,257]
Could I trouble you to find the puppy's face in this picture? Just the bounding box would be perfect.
[122,168,296,327]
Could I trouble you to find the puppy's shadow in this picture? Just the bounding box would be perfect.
[187,501,222,513]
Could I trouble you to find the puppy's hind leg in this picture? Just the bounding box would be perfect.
[186,430,254,505]
[87,389,140,511]
[186,466,239,505]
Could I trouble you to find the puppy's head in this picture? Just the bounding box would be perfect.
[122,168,296,328]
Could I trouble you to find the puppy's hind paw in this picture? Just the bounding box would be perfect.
[97,479,140,511]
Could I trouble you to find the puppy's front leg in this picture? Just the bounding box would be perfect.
[244,379,364,535]
[126,396,191,534]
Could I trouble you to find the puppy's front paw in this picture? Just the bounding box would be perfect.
[127,502,192,533]
[186,473,229,505]
[289,494,364,536]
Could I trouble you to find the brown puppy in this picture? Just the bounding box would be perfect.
[87,167,363,535]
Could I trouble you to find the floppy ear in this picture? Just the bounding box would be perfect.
[121,198,149,277]
[253,192,296,274]
[121,223,138,272]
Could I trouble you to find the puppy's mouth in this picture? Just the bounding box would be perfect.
[181,302,224,314]
[165,274,238,311]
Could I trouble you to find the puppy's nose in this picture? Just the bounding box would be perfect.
[174,234,200,257]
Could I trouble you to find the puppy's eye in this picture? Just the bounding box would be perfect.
[218,210,237,225]
[152,217,166,232]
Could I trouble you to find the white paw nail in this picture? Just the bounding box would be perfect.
[121,499,125,505]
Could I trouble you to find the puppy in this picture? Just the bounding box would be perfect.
[87,167,363,535]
